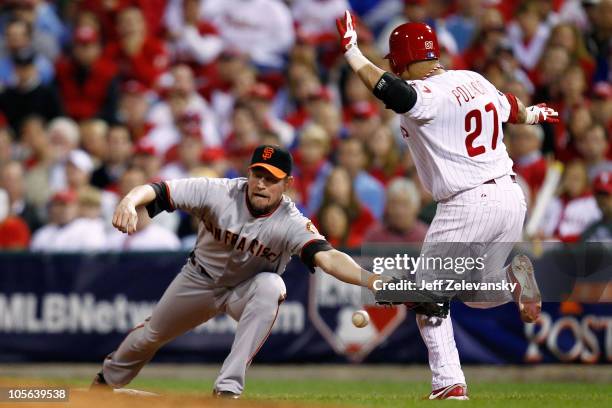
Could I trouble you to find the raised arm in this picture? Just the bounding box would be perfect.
[336,11,384,89]
[335,11,418,114]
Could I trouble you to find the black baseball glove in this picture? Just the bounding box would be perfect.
[374,277,450,318]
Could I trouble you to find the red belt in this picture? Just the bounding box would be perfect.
[484,175,516,185]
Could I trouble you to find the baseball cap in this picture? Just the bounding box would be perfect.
[249,144,292,179]
[593,171,612,195]
[67,149,94,174]
[133,140,157,156]
[74,26,99,45]
[121,79,148,95]
[348,101,380,121]
[307,86,332,103]
[51,190,78,204]
[247,83,275,101]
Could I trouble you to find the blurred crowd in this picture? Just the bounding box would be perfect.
[0,0,610,252]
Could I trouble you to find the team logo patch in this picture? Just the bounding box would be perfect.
[262,147,274,160]
[306,221,318,235]
[424,41,434,49]
[309,272,406,362]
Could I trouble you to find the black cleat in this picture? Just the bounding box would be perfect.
[212,389,240,399]
[90,371,111,391]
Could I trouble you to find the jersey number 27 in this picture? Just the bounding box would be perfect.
[464,102,499,157]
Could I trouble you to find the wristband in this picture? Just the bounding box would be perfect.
[344,46,369,71]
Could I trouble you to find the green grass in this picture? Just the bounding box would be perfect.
[72,377,612,407]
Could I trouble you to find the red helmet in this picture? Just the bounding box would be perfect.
[385,22,440,76]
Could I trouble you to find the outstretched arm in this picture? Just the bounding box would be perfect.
[504,92,559,125]
[314,249,381,291]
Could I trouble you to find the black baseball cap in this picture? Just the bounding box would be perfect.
[249,144,292,179]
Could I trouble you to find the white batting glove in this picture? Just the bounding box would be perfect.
[525,103,559,124]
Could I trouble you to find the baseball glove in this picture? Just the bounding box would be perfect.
[375,277,450,318]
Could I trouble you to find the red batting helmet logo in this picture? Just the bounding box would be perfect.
[385,22,440,76]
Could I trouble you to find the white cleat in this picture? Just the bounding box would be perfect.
[507,254,542,323]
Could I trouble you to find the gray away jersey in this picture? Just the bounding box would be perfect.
[163,177,325,287]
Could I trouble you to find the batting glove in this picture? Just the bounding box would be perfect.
[336,10,358,52]
[525,103,559,124]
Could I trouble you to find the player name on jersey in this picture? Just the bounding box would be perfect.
[450,80,488,106]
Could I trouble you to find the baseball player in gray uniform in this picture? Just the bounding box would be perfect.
[91,144,380,398]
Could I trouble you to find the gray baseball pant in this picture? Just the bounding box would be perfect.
[101,260,287,395]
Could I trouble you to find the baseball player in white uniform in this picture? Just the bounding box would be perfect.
[91,144,381,398]
[336,11,558,400]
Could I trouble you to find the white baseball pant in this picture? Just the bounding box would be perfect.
[418,175,526,390]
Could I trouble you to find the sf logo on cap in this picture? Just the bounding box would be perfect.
[262,147,274,160]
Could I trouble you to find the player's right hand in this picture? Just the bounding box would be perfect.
[525,103,559,124]
[112,198,138,234]
[336,10,358,52]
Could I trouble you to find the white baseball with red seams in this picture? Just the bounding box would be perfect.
[351,310,370,328]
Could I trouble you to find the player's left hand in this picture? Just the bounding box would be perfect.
[526,103,559,124]
[336,10,358,52]
[112,198,138,235]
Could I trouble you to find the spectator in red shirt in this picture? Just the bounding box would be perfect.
[164,0,223,67]
[0,188,30,249]
[103,7,169,87]
[547,22,596,84]
[314,166,375,248]
[117,80,153,142]
[365,125,405,186]
[364,178,428,244]
[244,82,295,148]
[509,124,548,201]
[293,123,332,217]
[79,0,167,46]
[539,160,602,242]
[345,101,382,144]
[132,139,162,182]
[55,26,119,122]
[223,103,262,175]
[316,202,351,248]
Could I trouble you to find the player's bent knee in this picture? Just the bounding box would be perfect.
[253,272,287,303]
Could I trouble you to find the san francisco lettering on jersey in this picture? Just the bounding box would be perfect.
[202,216,281,263]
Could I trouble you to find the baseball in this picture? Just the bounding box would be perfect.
[352,310,370,328]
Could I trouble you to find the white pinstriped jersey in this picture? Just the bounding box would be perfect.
[399,70,515,201]
[164,177,324,287]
